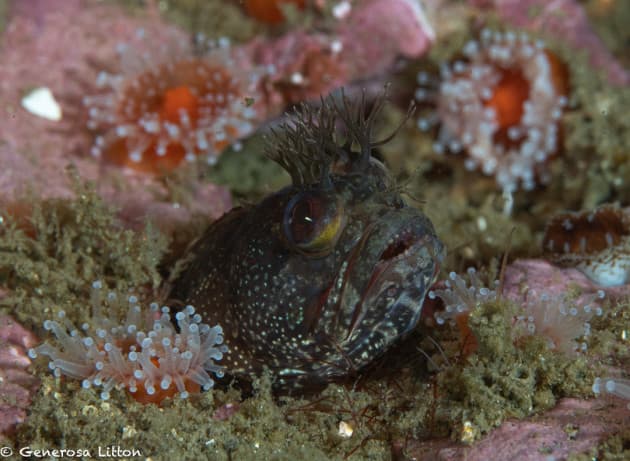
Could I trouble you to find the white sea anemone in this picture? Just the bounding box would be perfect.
[428,267,498,326]
[514,290,605,354]
[593,377,630,409]
[29,280,227,403]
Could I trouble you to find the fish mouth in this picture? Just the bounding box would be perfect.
[296,212,443,378]
[336,219,443,344]
[344,227,438,339]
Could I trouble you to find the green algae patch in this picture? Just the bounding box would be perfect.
[522,24,630,209]
[586,0,630,69]
[157,0,260,43]
[157,0,322,43]
[430,298,596,442]
[281,379,434,459]
[588,297,630,368]
[0,175,168,326]
[19,372,410,461]
[205,136,290,202]
[564,75,630,204]
[0,0,7,35]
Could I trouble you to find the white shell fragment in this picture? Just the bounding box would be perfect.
[332,1,352,19]
[338,421,354,438]
[21,87,62,121]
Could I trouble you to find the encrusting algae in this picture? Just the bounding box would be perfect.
[0,173,168,321]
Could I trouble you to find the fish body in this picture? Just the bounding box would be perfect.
[169,92,444,389]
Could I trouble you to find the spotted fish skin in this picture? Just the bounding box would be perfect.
[169,91,445,389]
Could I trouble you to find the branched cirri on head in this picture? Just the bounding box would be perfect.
[168,88,445,391]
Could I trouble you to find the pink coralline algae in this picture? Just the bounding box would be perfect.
[0,0,233,231]
[335,0,435,77]
[246,0,435,107]
[0,315,40,440]
[501,258,630,301]
[246,30,350,106]
[470,0,630,86]
[404,397,630,461]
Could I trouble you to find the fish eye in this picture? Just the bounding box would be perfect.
[283,190,345,255]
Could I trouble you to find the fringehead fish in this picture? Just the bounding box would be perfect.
[169,90,445,390]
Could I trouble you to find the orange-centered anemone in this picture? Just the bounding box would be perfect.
[105,334,204,405]
[415,30,570,192]
[245,0,307,25]
[29,281,228,405]
[131,356,201,405]
[161,86,198,125]
[486,50,569,149]
[488,69,530,131]
[85,46,263,174]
